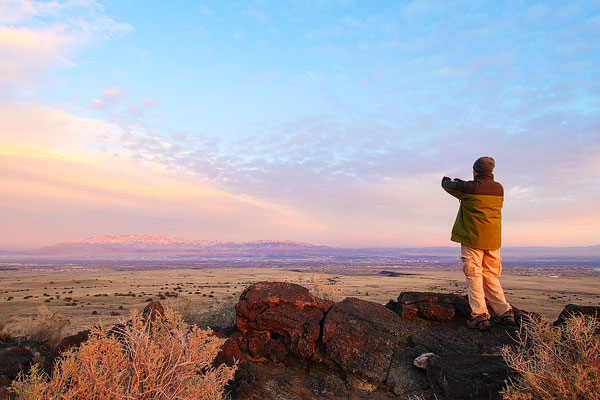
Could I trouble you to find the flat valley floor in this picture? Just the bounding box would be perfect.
[2,266,599,335]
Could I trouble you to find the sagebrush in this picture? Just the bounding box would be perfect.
[310,273,343,301]
[2,305,70,346]
[501,314,600,400]
[12,308,237,400]
[173,297,237,328]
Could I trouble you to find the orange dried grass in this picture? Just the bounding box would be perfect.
[310,273,343,302]
[12,308,236,400]
[501,314,600,400]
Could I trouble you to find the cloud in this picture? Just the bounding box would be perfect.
[0,100,328,248]
[141,97,160,110]
[0,0,131,88]
[91,86,127,110]
[0,26,76,85]
[104,94,600,247]
[0,0,63,24]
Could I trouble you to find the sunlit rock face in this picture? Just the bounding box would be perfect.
[223,282,554,399]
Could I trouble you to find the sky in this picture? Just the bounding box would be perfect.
[1,0,599,250]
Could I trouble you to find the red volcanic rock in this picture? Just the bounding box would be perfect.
[386,291,470,322]
[246,331,288,363]
[221,332,248,365]
[322,297,411,389]
[142,301,165,322]
[222,330,288,365]
[236,282,333,360]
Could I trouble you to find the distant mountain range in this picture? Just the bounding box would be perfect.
[21,235,600,258]
[26,235,330,256]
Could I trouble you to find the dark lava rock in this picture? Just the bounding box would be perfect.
[0,346,35,381]
[407,320,519,399]
[221,332,248,365]
[386,346,431,397]
[229,356,401,400]
[427,352,511,400]
[236,282,334,360]
[322,297,412,389]
[386,291,471,322]
[554,304,600,331]
[43,329,90,375]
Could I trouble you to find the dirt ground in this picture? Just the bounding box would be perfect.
[1,267,599,335]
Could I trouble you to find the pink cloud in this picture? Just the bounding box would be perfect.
[92,86,127,110]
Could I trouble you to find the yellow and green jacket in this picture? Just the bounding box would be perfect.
[441,173,503,250]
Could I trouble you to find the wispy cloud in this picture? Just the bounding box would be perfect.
[0,0,131,89]
[91,86,127,110]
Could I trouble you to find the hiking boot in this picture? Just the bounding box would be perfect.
[499,309,516,326]
[467,314,491,330]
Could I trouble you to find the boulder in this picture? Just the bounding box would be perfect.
[236,282,333,360]
[142,301,165,322]
[322,297,412,389]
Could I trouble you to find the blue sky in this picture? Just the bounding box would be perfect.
[1,0,599,248]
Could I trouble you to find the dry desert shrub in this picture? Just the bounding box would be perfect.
[173,297,237,328]
[310,273,343,302]
[501,314,600,400]
[3,305,70,346]
[12,308,237,400]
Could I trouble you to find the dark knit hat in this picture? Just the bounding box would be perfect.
[473,156,495,173]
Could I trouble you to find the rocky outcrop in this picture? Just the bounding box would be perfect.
[225,283,600,399]
[235,282,333,361]
[224,282,527,399]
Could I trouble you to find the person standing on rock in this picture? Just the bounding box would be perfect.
[441,156,515,330]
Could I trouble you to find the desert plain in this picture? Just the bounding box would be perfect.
[1,265,599,335]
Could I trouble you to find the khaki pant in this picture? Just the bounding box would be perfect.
[461,244,512,318]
